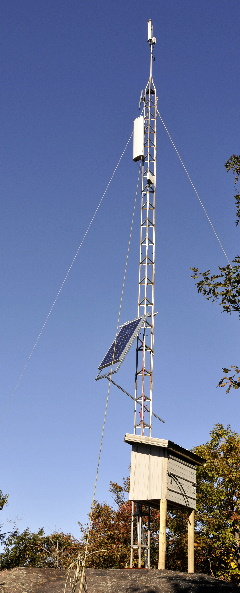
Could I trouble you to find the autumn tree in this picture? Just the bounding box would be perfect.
[78,480,132,569]
[0,491,8,511]
[1,424,239,581]
[0,489,8,545]
[0,528,80,570]
[225,155,240,226]
[191,155,240,392]
[193,424,240,582]
[78,479,160,570]
[165,424,240,582]
[78,425,239,582]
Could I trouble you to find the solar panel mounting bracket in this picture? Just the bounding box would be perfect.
[95,314,148,381]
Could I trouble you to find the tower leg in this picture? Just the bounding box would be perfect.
[130,503,151,568]
[130,501,134,568]
[147,505,151,569]
[158,499,167,569]
[188,509,195,573]
[137,504,142,567]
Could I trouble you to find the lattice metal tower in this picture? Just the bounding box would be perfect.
[130,20,157,568]
[134,20,157,437]
[95,19,158,569]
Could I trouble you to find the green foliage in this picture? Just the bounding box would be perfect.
[79,489,132,569]
[191,156,240,392]
[225,155,240,226]
[0,528,80,570]
[79,425,239,581]
[79,481,160,569]
[193,424,240,582]
[166,510,189,572]
[166,424,240,582]
[0,489,8,545]
[218,365,240,393]
[0,491,8,511]
[97,426,239,581]
[109,476,130,506]
[1,425,239,581]
[190,257,240,316]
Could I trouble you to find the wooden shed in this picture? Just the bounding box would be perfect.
[124,433,204,510]
[124,433,205,571]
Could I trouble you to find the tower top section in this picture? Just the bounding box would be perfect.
[147,19,156,81]
[147,19,156,45]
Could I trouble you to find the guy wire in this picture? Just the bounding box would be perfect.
[68,167,141,593]
[7,132,133,403]
[157,109,231,267]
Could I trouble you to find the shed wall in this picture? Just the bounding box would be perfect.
[129,443,167,501]
[129,446,197,509]
[167,455,196,509]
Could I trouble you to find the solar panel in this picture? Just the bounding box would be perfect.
[96,316,146,380]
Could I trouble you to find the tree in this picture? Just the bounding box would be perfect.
[191,257,240,317]
[78,425,239,582]
[0,489,8,545]
[0,490,8,511]
[78,481,132,569]
[0,528,80,570]
[193,424,240,582]
[191,155,240,392]
[225,154,240,226]
[78,479,160,570]
[1,424,239,581]
[218,365,240,393]
[163,425,240,582]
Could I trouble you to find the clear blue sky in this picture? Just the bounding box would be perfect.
[0,0,239,540]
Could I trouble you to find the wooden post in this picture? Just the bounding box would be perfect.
[158,499,167,569]
[188,509,195,573]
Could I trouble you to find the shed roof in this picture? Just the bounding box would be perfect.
[124,433,205,466]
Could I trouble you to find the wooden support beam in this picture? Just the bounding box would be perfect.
[188,509,195,573]
[158,498,167,569]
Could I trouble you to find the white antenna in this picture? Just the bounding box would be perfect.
[147,19,156,80]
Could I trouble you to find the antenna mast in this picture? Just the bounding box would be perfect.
[127,23,205,572]
[129,21,158,568]
[134,20,157,437]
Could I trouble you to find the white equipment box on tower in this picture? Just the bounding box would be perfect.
[133,116,144,161]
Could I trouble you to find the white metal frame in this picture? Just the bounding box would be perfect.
[134,21,157,438]
[131,20,157,568]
